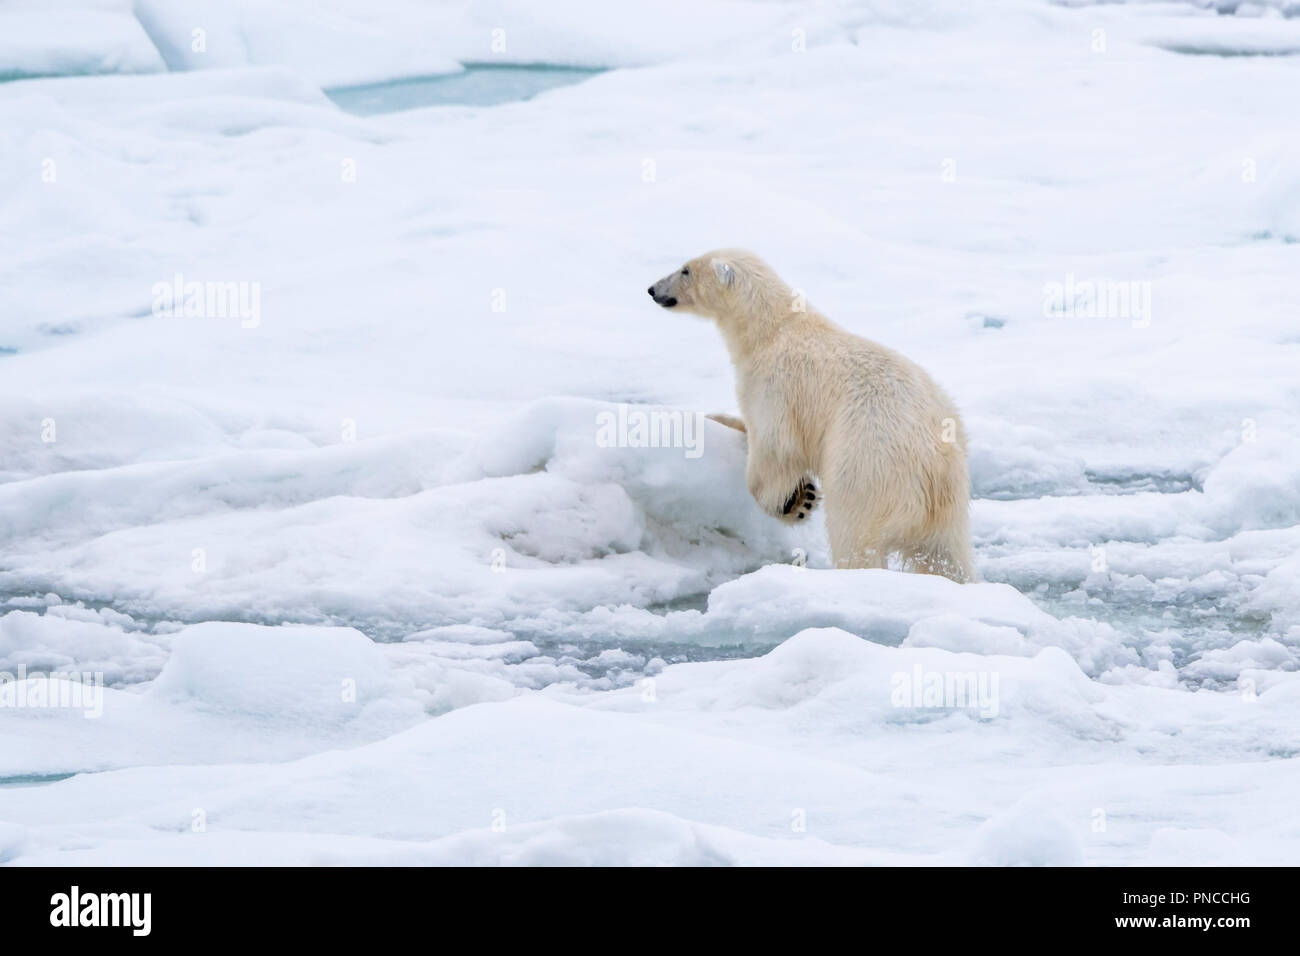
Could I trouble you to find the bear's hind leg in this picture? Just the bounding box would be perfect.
[904,529,975,583]
[909,457,975,583]
[824,498,888,569]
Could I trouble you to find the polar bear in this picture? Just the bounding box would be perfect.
[647,249,974,582]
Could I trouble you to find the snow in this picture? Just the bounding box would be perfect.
[0,4,164,81]
[0,0,1298,864]
[131,0,462,88]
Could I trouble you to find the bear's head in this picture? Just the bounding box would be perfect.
[646,249,760,320]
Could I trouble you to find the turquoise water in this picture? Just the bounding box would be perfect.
[327,64,604,115]
[1158,45,1300,57]
[0,772,76,788]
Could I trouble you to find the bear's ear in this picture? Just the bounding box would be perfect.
[711,259,736,288]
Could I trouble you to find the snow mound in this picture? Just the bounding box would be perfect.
[147,622,398,728]
[683,566,1132,675]
[968,800,1085,867]
[0,7,164,80]
[1201,439,1300,535]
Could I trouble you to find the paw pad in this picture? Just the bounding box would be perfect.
[782,479,820,522]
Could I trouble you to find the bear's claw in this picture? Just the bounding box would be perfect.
[781,479,820,523]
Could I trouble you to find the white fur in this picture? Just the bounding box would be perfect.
[650,249,975,582]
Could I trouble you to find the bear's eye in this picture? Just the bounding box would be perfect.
[681,268,689,276]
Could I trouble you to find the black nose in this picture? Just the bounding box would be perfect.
[647,286,655,297]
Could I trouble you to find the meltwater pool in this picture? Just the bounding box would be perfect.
[327,64,604,115]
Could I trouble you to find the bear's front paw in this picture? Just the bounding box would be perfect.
[780,479,819,523]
